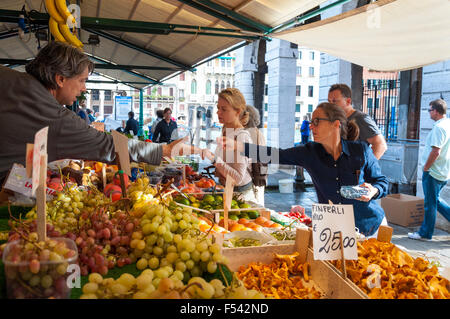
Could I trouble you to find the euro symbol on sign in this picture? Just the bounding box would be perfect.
[313,224,317,232]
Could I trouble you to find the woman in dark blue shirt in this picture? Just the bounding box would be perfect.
[219,102,388,237]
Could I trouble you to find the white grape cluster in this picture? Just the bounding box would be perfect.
[24,184,110,235]
[129,203,227,284]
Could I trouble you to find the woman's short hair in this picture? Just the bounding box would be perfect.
[218,88,249,126]
[163,107,172,114]
[25,41,94,90]
[316,102,359,141]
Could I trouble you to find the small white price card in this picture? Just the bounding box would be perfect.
[311,203,358,260]
[31,126,48,196]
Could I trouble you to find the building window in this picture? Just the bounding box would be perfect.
[157,87,162,96]
[221,59,226,68]
[191,80,197,94]
[179,89,184,99]
[264,84,268,96]
[207,61,213,67]
[309,67,315,77]
[104,105,113,114]
[91,89,99,100]
[93,105,99,113]
[296,66,302,76]
[220,80,225,91]
[215,80,219,94]
[295,104,301,112]
[169,88,174,97]
[147,88,151,95]
[104,90,112,101]
[180,73,185,81]
[308,86,314,97]
[310,51,315,60]
[146,103,151,109]
[206,80,211,95]
[226,59,231,68]
[179,104,185,112]
[296,85,301,97]
[308,104,313,112]
[298,50,302,59]
[264,103,268,112]
[226,81,231,89]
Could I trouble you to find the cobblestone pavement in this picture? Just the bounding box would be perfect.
[264,187,450,270]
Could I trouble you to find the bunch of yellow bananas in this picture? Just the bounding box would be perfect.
[45,0,83,48]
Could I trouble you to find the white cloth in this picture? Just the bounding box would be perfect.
[273,0,450,72]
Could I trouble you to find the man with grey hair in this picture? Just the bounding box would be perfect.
[0,41,188,184]
[409,99,450,240]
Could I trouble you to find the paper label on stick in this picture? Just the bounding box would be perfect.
[111,130,131,177]
[311,203,358,260]
[3,164,57,200]
[31,127,48,196]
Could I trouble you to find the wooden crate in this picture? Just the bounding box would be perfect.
[220,228,368,299]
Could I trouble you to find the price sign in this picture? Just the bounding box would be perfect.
[31,127,49,197]
[311,203,358,260]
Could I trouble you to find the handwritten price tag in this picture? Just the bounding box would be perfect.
[31,127,49,197]
[311,203,358,260]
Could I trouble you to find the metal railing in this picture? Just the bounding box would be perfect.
[362,75,401,140]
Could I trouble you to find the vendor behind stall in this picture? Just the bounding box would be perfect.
[218,102,389,238]
[0,41,191,185]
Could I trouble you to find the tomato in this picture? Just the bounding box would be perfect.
[113,172,130,188]
[110,191,122,202]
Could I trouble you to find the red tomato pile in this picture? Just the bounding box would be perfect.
[280,205,312,226]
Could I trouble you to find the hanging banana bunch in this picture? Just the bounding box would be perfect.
[45,0,83,49]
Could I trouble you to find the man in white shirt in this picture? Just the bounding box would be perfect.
[409,99,450,240]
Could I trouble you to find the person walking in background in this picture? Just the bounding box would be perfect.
[328,84,387,159]
[244,105,267,206]
[152,108,178,143]
[86,109,96,123]
[150,109,164,141]
[77,100,90,124]
[409,99,450,241]
[300,115,310,144]
[124,111,139,136]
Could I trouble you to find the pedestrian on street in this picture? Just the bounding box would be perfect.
[152,108,178,144]
[124,111,139,136]
[300,115,310,144]
[328,84,387,159]
[86,109,96,123]
[409,99,450,241]
[219,102,389,238]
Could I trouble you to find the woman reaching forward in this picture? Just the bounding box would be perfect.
[218,102,389,238]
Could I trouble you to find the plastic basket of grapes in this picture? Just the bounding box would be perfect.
[2,237,78,299]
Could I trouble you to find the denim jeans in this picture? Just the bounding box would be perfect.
[419,171,450,239]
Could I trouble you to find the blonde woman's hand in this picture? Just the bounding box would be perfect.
[216,136,243,152]
[201,149,215,162]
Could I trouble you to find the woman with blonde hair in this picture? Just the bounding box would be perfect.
[202,88,257,202]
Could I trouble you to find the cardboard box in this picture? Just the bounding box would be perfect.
[380,193,424,227]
